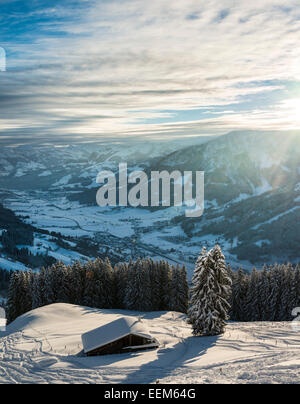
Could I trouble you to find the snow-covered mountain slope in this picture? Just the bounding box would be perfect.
[0,131,299,268]
[150,131,300,264]
[0,202,91,271]
[0,137,210,190]
[156,131,300,203]
[0,303,300,384]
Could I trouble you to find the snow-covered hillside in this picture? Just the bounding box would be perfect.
[0,303,299,384]
[0,138,208,184]
[0,131,299,270]
[152,130,300,264]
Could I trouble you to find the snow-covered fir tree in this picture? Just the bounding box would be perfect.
[188,245,232,336]
[188,247,207,327]
[210,245,232,326]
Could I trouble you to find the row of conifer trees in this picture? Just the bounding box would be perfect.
[6,258,189,324]
[230,263,300,322]
[187,246,300,336]
[5,251,300,329]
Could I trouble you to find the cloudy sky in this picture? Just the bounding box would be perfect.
[1,0,300,145]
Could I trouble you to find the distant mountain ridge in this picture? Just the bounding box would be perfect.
[0,137,211,191]
[0,131,299,266]
[151,131,300,264]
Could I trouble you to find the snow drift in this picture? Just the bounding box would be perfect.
[0,303,300,384]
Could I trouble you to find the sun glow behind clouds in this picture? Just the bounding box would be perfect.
[281,99,300,126]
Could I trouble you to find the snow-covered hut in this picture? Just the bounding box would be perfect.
[81,317,159,356]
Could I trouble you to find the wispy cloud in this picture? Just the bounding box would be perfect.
[0,0,300,144]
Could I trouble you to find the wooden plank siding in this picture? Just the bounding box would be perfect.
[86,334,156,356]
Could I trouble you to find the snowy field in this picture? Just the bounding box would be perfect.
[4,192,251,276]
[0,257,28,271]
[0,304,299,384]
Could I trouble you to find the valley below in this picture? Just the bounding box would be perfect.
[0,131,299,278]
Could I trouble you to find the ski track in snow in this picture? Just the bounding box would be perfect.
[0,305,299,384]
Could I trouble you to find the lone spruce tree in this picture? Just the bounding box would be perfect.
[188,245,232,336]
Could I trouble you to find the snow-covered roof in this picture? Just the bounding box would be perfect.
[81,317,157,354]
